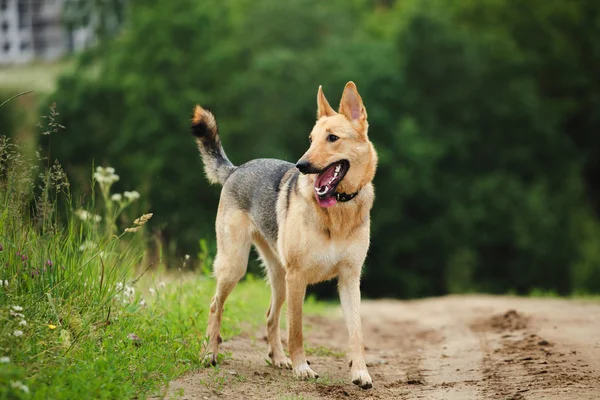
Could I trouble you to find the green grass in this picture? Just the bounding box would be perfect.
[1,270,279,399]
[305,345,345,359]
[0,134,330,399]
[524,288,600,301]
[0,60,74,94]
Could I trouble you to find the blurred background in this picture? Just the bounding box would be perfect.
[1,0,600,299]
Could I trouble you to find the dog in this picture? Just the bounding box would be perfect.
[191,82,377,389]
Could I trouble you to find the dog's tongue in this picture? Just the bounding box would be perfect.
[316,194,337,208]
[315,165,337,188]
[314,164,340,208]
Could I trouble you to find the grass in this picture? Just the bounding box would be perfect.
[1,271,279,399]
[305,345,345,359]
[0,60,74,94]
[523,288,600,301]
[0,128,330,399]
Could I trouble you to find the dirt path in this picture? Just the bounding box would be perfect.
[160,295,600,399]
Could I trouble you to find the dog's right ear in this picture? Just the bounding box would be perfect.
[317,85,337,119]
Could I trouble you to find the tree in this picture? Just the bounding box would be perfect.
[50,0,600,297]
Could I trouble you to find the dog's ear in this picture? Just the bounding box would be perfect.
[317,85,337,119]
[339,81,367,132]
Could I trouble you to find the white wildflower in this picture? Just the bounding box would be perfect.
[185,254,190,261]
[149,288,156,295]
[0,356,9,363]
[13,330,23,337]
[95,167,120,184]
[124,285,135,298]
[76,210,101,223]
[10,311,24,318]
[116,282,124,291]
[79,240,97,251]
[124,191,140,201]
[10,381,29,394]
[19,320,27,326]
[139,299,146,306]
[159,281,166,288]
[75,209,91,221]
[0,279,8,287]
[11,305,23,312]
[111,193,122,202]
[93,172,104,182]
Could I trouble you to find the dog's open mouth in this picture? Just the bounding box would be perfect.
[314,160,349,208]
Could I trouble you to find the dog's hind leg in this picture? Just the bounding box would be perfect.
[254,236,292,369]
[205,209,251,366]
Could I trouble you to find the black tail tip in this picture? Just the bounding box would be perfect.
[191,105,216,139]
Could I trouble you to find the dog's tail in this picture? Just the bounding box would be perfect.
[191,105,236,185]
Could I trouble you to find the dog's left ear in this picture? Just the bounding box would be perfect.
[339,81,368,132]
[317,85,337,119]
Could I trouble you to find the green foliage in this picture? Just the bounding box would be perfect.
[0,133,289,398]
[0,132,145,397]
[49,0,600,297]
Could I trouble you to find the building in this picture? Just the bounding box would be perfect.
[0,0,94,64]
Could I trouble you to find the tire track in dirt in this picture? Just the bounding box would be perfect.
[394,298,484,399]
[157,296,600,400]
[469,298,600,400]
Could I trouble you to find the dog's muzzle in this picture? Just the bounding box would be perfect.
[296,159,316,174]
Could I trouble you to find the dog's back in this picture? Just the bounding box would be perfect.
[222,159,295,244]
[191,105,297,244]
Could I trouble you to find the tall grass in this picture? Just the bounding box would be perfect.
[0,103,150,397]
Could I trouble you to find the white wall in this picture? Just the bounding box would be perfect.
[0,0,94,65]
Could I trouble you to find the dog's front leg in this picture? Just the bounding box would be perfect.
[338,270,372,389]
[286,271,319,379]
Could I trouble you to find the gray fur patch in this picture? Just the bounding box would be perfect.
[222,159,295,244]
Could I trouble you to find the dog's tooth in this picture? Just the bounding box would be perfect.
[317,186,328,195]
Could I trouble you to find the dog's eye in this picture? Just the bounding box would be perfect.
[327,134,339,143]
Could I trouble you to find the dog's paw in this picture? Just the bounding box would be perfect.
[293,363,319,380]
[270,354,292,369]
[351,369,373,389]
[202,352,218,367]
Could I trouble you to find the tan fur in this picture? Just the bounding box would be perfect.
[204,82,376,388]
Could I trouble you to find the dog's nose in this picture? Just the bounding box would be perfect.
[296,160,312,174]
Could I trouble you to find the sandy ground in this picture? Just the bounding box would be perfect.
[158,295,600,399]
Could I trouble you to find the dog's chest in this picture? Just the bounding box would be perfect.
[293,236,350,282]
[279,216,369,284]
[306,238,347,266]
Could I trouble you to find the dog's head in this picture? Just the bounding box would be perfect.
[296,82,377,208]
